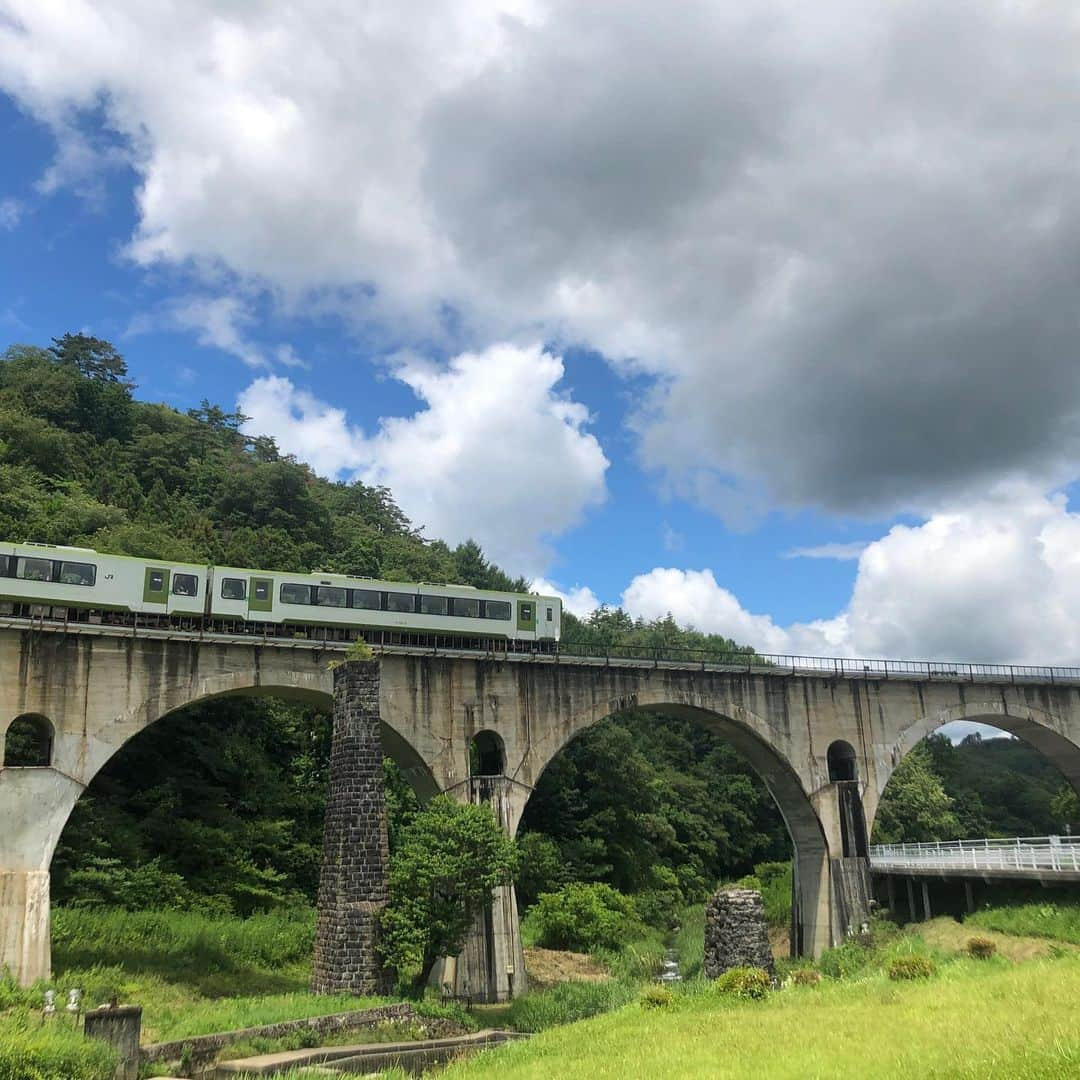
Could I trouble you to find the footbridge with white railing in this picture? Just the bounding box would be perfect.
[869,836,1080,881]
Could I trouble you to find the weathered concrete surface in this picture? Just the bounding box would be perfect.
[5,627,1080,989]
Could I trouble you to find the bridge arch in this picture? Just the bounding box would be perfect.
[512,696,833,957]
[868,698,1080,837]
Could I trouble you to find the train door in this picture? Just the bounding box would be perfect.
[143,567,170,613]
[248,577,273,620]
[516,598,537,639]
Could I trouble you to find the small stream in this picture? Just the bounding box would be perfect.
[659,947,682,984]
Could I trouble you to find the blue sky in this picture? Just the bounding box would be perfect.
[4,1,1080,676]
[0,91,875,631]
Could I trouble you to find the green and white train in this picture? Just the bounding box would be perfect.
[0,541,562,648]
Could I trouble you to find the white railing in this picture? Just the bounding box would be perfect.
[869,836,1080,875]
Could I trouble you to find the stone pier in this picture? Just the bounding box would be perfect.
[311,661,392,995]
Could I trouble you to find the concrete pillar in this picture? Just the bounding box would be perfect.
[0,767,84,986]
[311,661,392,995]
[886,874,897,915]
[921,879,932,921]
[964,880,975,914]
[906,877,917,922]
[441,777,527,1004]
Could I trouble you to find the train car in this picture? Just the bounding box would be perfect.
[0,541,207,620]
[0,541,562,644]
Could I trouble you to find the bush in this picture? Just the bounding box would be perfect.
[0,1021,117,1080]
[788,968,821,987]
[504,980,636,1032]
[529,883,642,953]
[965,936,997,959]
[732,862,792,928]
[640,985,676,1009]
[818,939,875,980]
[888,956,936,981]
[713,966,771,1000]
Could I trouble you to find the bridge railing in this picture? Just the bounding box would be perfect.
[869,836,1080,874]
[553,642,1080,684]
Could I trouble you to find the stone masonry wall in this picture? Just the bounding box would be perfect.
[703,888,775,979]
[311,660,392,995]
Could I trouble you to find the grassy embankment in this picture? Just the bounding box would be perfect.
[444,882,1080,1079]
[0,906,469,1080]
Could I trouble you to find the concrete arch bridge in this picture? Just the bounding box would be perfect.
[3,621,1080,1000]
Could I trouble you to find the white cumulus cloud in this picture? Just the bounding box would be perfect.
[621,489,1080,667]
[238,344,608,574]
[530,577,600,618]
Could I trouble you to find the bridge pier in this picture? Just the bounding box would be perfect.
[0,767,83,985]
[436,776,527,1004]
[310,661,392,996]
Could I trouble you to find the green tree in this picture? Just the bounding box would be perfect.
[873,746,962,844]
[379,796,517,994]
[1050,785,1080,831]
[49,332,132,384]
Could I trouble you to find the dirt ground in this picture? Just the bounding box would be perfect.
[914,916,1078,962]
[524,947,610,989]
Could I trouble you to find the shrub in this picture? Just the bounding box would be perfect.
[888,956,936,981]
[640,985,676,1009]
[529,883,642,953]
[818,939,874,980]
[0,1021,117,1080]
[965,936,997,959]
[788,968,821,987]
[713,966,772,1000]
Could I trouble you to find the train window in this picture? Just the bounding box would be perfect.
[420,594,449,616]
[59,561,96,587]
[315,586,347,608]
[386,592,415,613]
[280,583,312,605]
[547,607,553,622]
[483,600,511,620]
[17,557,53,583]
[521,603,533,621]
[350,589,381,610]
[221,578,247,601]
[148,570,165,592]
[452,597,480,618]
[254,580,270,603]
[0,555,9,576]
[173,573,199,597]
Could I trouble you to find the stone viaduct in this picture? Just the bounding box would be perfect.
[4,622,1080,1000]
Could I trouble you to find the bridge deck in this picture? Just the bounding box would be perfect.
[4,616,1080,686]
[869,837,1080,881]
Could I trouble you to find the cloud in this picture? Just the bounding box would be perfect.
[238,344,609,573]
[169,296,267,368]
[784,542,868,561]
[621,488,1080,667]
[531,577,600,618]
[5,2,1080,519]
[0,198,21,230]
[237,373,368,477]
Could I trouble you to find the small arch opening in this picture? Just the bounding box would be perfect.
[4,714,54,767]
[470,731,506,777]
[827,740,858,783]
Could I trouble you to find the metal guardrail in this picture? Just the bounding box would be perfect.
[869,836,1080,874]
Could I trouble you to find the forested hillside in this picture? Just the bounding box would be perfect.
[2,335,1076,918]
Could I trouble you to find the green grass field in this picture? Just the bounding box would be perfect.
[442,956,1080,1079]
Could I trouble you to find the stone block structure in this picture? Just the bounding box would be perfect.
[311,661,392,995]
[704,888,775,979]
[83,1004,142,1080]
